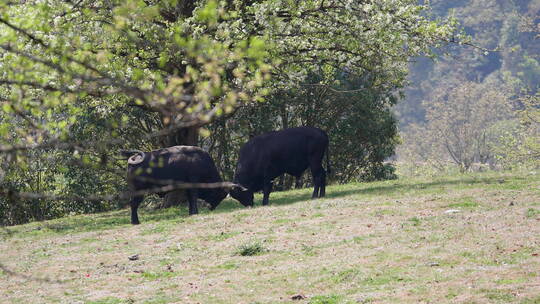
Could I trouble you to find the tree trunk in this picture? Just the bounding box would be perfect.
[158,112,200,147]
[216,120,233,180]
[165,126,199,147]
[157,115,200,209]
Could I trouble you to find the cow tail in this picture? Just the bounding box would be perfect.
[325,144,331,175]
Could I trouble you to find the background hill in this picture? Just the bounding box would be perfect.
[396,0,539,172]
[397,0,540,127]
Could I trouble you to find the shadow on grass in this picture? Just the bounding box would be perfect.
[40,207,191,234]
[1,206,193,237]
[3,174,531,236]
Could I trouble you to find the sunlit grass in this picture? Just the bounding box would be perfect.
[1,171,538,303]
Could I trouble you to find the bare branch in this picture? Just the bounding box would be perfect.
[1,181,241,203]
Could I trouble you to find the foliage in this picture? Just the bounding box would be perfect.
[0,0,460,225]
[396,0,539,172]
[399,81,515,172]
[204,72,400,184]
[0,0,270,224]
[396,0,540,126]
[495,93,540,168]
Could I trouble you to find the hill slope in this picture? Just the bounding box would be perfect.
[1,172,539,303]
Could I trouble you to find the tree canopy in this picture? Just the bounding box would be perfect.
[0,0,460,225]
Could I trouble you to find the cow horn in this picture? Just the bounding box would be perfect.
[127,151,145,165]
[120,149,143,158]
[232,184,248,191]
[222,183,248,192]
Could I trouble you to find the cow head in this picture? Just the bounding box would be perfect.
[203,183,245,210]
[205,188,228,211]
[229,185,254,207]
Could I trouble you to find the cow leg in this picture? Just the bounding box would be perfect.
[311,182,320,199]
[262,179,273,206]
[187,189,199,215]
[295,174,302,189]
[130,195,143,225]
[310,148,326,198]
[311,167,326,199]
[312,168,327,198]
[319,169,327,198]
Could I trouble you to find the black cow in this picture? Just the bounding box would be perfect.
[124,146,240,225]
[230,127,330,207]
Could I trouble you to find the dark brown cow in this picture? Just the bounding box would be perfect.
[124,146,240,224]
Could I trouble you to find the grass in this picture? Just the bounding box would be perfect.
[0,171,539,303]
[446,196,480,209]
[235,241,268,256]
[526,208,540,218]
[139,271,176,281]
[308,294,347,304]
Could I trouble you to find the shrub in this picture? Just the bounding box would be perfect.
[235,241,267,256]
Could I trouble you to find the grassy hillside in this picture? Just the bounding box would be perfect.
[1,171,539,304]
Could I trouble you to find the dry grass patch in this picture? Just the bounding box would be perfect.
[0,171,539,303]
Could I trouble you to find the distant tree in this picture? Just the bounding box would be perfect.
[396,0,540,174]
[495,92,540,168]
[399,81,514,172]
